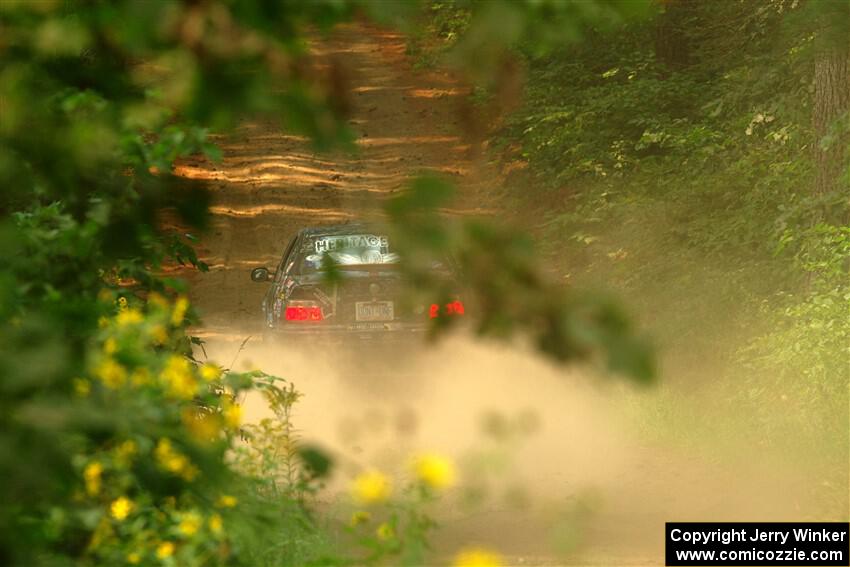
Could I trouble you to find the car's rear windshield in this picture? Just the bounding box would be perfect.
[297,233,399,273]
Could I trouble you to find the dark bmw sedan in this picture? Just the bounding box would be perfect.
[250,223,465,342]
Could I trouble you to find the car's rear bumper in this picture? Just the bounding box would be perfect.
[263,321,428,343]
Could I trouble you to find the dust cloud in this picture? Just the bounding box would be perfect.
[196,328,835,564]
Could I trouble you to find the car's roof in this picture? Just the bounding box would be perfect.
[299,223,384,238]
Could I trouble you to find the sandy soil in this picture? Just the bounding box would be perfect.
[173,22,842,567]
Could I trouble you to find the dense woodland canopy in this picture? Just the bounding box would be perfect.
[0,1,847,566]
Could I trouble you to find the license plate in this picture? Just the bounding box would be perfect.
[355,301,394,322]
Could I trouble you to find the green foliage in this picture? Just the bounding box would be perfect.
[739,223,850,444]
[234,379,309,498]
[505,17,814,258]
[408,0,652,79]
[1,288,320,566]
[405,1,472,69]
[0,2,362,565]
[485,0,848,459]
[386,175,655,382]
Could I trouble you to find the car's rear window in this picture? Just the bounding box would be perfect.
[297,233,399,272]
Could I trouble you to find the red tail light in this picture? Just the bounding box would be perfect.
[446,300,465,315]
[429,300,465,319]
[284,301,323,321]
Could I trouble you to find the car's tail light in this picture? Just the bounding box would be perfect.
[284,300,323,322]
[429,300,465,319]
[447,300,465,315]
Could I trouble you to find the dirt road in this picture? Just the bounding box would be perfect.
[176,23,483,339]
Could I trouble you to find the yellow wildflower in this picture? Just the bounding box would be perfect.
[222,400,242,429]
[209,513,224,535]
[103,337,118,355]
[155,439,200,481]
[126,551,141,564]
[181,464,200,482]
[200,362,222,382]
[155,438,190,475]
[182,408,221,443]
[97,316,110,329]
[114,440,137,464]
[110,497,133,521]
[217,494,238,508]
[73,378,91,397]
[131,367,151,387]
[116,308,143,327]
[350,510,371,527]
[351,470,391,505]
[178,512,202,537]
[155,541,175,559]
[83,462,102,496]
[376,522,394,540]
[453,548,503,567]
[149,324,168,345]
[161,355,197,399]
[117,296,128,311]
[413,453,456,490]
[171,295,189,325]
[95,358,126,389]
[148,291,168,309]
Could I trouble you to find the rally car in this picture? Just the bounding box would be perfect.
[250,223,465,342]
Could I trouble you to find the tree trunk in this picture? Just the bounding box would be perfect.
[812,47,850,198]
[654,0,695,71]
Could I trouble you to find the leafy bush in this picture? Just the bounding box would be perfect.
[0,3,359,564]
[472,0,849,466]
